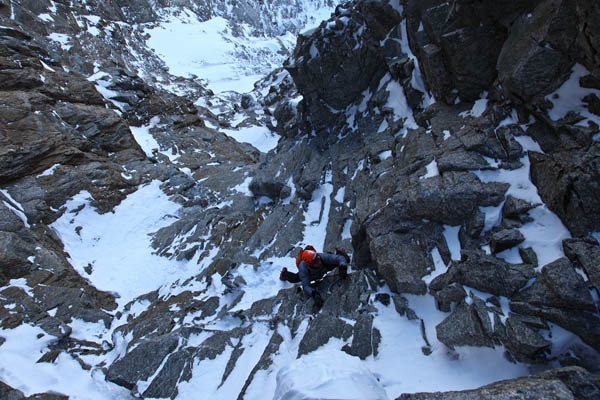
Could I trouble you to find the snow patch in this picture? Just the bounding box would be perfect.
[381,75,418,131]
[377,150,392,161]
[0,324,130,398]
[420,159,439,179]
[129,116,161,158]
[472,148,571,268]
[47,33,72,51]
[0,189,30,228]
[300,169,334,250]
[274,350,389,400]
[545,63,600,127]
[443,225,462,261]
[460,93,488,118]
[222,125,279,153]
[50,181,197,307]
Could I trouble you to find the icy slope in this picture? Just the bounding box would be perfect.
[145,2,337,93]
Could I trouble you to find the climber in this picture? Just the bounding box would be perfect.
[279,245,350,309]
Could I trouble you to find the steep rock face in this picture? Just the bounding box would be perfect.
[0,25,145,325]
[403,0,537,103]
[528,146,600,237]
[402,0,600,240]
[276,0,600,375]
[1,0,600,399]
[0,2,270,397]
[403,0,600,107]
[497,0,575,103]
[285,1,402,133]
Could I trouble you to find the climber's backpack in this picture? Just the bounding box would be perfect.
[295,246,350,268]
[335,247,350,264]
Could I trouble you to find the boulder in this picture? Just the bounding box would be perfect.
[398,366,600,400]
[368,231,430,295]
[458,125,523,162]
[392,295,420,321]
[510,302,600,352]
[429,274,468,313]
[446,250,536,297]
[500,313,551,362]
[537,365,600,399]
[0,380,26,400]
[436,151,491,173]
[490,229,526,254]
[32,283,115,328]
[563,237,600,293]
[0,230,35,283]
[519,247,539,266]
[248,179,290,200]
[529,147,600,237]
[514,257,596,312]
[342,314,381,360]
[0,380,69,400]
[497,0,578,105]
[394,172,509,226]
[502,195,538,221]
[298,315,353,357]
[106,333,180,390]
[436,298,496,349]
[508,257,600,353]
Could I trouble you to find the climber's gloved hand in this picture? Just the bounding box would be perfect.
[339,265,348,280]
[336,248,350,264]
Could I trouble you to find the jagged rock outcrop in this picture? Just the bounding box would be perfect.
[529,147,600,237]
[401,0,600,240]
[274,0,600,373]
[564,237,600,293]
[285,0,403,134]
[0,24,139,334]
[398,366,600,400]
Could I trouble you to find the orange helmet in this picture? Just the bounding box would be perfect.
[301,250,318,265]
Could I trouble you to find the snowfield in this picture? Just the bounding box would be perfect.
[1,145,592,398]
[3,140,577,398]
